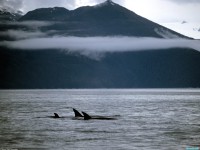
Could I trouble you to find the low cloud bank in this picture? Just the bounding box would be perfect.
[1,36,200,51]
[0,21,53,29]
[0,30,47,39]
[12,21,53,28]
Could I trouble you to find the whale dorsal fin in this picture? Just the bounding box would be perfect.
[54,113,60,118]
[82,111,92,120]
[73,108,83,117]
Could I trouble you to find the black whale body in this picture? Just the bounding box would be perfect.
[73,108,116,120]
[49,109,117,120]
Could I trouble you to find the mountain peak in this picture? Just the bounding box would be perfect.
[95,0,116,7]
[105,0,114,4]
[103,0,115,5]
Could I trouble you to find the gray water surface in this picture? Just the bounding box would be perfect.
[0,89,200,150]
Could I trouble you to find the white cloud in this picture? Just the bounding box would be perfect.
[1,36,199,54]
[0,0,24,13]
[0,30,47,40]
[11,21,52,28]
[0,21,53,31]
[0,21,54,40]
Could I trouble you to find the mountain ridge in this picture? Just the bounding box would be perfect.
[18,1,188,38]
[19,7,70,21]
[0,0,199,89]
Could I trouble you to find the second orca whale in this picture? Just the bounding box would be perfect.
[48,113,61,118]
[54,113,60,118]
[73,108,116,120]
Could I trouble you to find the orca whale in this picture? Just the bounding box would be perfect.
[54,113,60,118]
[72,108,116,120]
[49,109,81,119]
[73,108,83,117]
[49,109,117,120]
[81,111,116,120]
[48,113,61,118]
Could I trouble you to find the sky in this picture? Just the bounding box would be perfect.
[0,0,200,38]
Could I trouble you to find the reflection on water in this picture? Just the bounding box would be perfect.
[0,89,200,150]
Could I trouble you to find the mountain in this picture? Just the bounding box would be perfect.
[0,9,22,21]
[19,0,186,37]
[19,7,69,21]
[0,0,200,89]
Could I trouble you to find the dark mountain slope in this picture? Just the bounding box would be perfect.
[1,48,200,89]
[19,7,69,21]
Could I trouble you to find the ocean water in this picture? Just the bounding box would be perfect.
[0,89,200,150]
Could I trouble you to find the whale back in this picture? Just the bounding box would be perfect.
[82,111,92,120]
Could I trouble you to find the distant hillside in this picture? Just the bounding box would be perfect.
[0,0,199,89]
[1,48,200,89]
